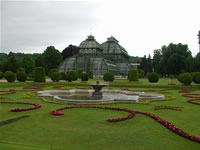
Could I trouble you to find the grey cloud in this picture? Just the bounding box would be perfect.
[1,1,97,53]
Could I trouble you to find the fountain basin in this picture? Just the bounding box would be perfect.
[37,89,165,104]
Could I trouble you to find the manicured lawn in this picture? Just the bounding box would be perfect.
[0,78,200,150]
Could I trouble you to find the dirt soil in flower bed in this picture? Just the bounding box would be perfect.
[0,115,30,127]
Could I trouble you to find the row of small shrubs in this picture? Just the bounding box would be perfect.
[178,72,200,85]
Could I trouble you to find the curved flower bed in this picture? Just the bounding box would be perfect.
[74,86,92,89]
[0,101,41,112]
[182,93,200,98]
[50,105,200,144]
[52,85,65,89]
[0,89,16,95]
[179,89,197,93]
[187,99,200,105]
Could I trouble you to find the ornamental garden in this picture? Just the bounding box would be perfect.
[0,33,200,149]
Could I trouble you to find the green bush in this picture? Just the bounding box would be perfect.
[103,72,114,82]
[48,69,58,78]
[0,71,3,79]
[128,69,139,81]
[60,72,67,80]
[68,70,78,81]
[17,71,27,82]
[17,68,25,73]
[178,73,192,85]
[34,67,46,82]
[138,70,144,78]
[51,72,62,82]
[77,69,83,78]
[81,73,89,81]
[88,70,94,78]
[28,71,35,80]
[4,71,16,82]
[66,72,72,82]
[147,72,159,83]
[193,72,200,84]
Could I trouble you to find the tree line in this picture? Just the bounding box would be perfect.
[139,43,200,76]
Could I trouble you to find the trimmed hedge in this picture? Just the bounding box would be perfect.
[77,69,83,78]
[4,71,16,82]
[88,70,94,78]
[68,70,78,81]
[17,71,27,82]
[48,69,58,78]
[103,72,114,82]
[147,72,159,83]
[51,72,62,82]
[128,69,139,81]
[34,67,46,82]
[81,73,89,81]
[193,72,200,84]
[0,71,3,79]
[178,73,192,85]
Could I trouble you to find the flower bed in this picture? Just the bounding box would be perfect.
[0,101,41,112]
[52,85,65,89]
[187,99,200,105]
[74,86,92,89]
[179,89,197,93]
[50,105,200,144]
[0,89,16,95]
[182,93,200,98]
[154,105,183,111]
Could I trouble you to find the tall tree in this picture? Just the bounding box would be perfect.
[160,43,192,75]
[35,55,45,68]
[22,56,35,74]
[153,49,162,74]
[198,30,200,51]
[147,54,153,73]
[139,55,148,76]
[61,44,79,60]
[43,46,62,72]
[5,56,19,73]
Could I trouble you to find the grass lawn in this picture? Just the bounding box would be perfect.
[0,78,200,150]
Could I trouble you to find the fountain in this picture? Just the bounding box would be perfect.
[89,81,108,98]
[37,81,165,104]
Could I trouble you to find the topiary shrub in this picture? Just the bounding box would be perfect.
[0,71,3,79]
[88,70,94,78]
[128,69,139,81]
[34,67,46,82]
[138,70,144,78]
[178,73,192,85]
[48,69,58,78]
[28,71,35,81]
[17,71,27,82]
[81,73,89,81]
[68,70,78,81]
[51,72,62,82]
[77,69,83,78]
[60,72,67,80]
[66,72,72,82]
[192,72,200,84]
[147,72,159,83]
[4,71,16,82]
[103,72,114,82]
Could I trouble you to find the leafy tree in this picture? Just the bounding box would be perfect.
[35,55,46,68]
[147,54,153,73]
[22,56,35,74]
[61,44,79,60]
[34,67,46,82]
[153,49,162,74]
[43,46,62,73]
[139,55,148,76]
[5,56,19,73]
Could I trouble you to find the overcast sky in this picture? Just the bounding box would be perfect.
[1,0,200,57]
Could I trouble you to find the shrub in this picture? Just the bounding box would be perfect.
[60,72,67,80]
[17,71,27,82]
[68,70,78,81]
[66,72,72,82]
[34,67,46,82]
[192,72,200,84]
[147,72,159,83]
[81,73,89,81]
[48,69,58,78]
[103,72,114,82]
[178,73,192,85]
[4,71,16,82]
[128,69,139,81]
[17,68,25,73]
[0,71,3,79]
[51,72,62,82]
[138,70,144,78]
[169,74,174,79]
[28,71,35,80]
[77,69,83,78]
[88,70,94,78]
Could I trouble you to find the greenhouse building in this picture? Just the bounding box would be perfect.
[59,35,138,76]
